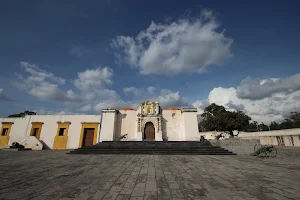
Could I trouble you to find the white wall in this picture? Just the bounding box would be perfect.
[182,111,199,141]
[162,110,185,141]
[238,128,300,147]
[0,116,31,146]
[200,128,300,147]
[239,128,300,137]
[0,115,101,149]
[117,110,137,140]
[99,111,117,141]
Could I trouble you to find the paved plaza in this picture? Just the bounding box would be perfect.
[0,151,300,200]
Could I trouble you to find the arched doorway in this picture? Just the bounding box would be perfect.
[144,122,155,141]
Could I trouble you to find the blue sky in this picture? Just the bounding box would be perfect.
[0,0,299,123]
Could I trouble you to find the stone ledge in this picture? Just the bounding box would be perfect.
[102,109,118,113]
[57,121,72,124]
[31,122,44,124]
[81,122,100,124]
[181,108,197,113]
[1,122,14,124]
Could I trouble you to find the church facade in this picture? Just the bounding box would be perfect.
[0,101,199,150]
[100,101,199,142]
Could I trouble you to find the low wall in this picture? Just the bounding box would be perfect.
[210,138,260,155]
[201,128,300,147]
[239,128,300,147]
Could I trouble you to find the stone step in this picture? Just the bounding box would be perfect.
[68,141,236,155]
[82,145,221,149]
[1,148,32,151]
[69,151,235,155]
[71,148,230,152]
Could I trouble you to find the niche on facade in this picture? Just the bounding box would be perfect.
[122,114,127,118]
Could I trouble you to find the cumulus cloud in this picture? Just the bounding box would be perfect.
[112,9,233,75]
[92,87,190,112]
[35,109,82,115]
[157,89,190,108]
[94,100,132,112]
[123,86,156,97]
[192,99,209,113]
[74,67,113,91]
[192,78,300,124]
[123,87,144,96]
[0,88,12,101]
[237,73,300,100]
[16,62,78,102]
[16,62,119,108]
[122,87,190,109]
[21,61,65,84]
[80,104,92,112]
[93,88,190,112]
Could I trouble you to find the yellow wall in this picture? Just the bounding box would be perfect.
[53,122,71,149]
[30,122,43,139]
[0,123,13,147]
[78,123,99,148]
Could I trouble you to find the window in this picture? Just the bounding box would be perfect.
[1,128,8,136]
[58,128,66,136]
[32,128,39,137]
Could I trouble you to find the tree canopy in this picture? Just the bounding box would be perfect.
[199,103,251,136]
[7,111,36,118]
[244,112,300,132]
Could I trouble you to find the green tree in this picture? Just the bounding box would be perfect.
[199,103,251,137]
[290,112,300,128]
[270,121,280,130]
[279,119,293,129]
[8,110,36,118]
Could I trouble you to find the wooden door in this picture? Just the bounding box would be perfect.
[83,128,95,147]
[144,122,155,140]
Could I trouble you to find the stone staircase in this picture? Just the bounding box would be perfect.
[68,141,236,155]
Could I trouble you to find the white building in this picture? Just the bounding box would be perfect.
[0,101,199,150]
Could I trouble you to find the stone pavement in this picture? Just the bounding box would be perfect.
[0,151,300,200]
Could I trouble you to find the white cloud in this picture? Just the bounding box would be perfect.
[192,99,209,113]
[17,62,77,102]
[123,87,144,96]
[0,88,12,101]
[93,87,189,112]
[74,67,113,91]
[112,9,233,75]
[147,86,155,94]
[80,104,92,112]
[192,78,300,124]
[35,109,82,115]
[157,90,190,108]
[16,62,119,106]
[21,61,65,84]
[121,87,189,109]
[94,100,132,112]
[123,86,156,97]
[237,74,300,100]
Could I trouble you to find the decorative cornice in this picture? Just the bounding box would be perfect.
[81,122,100,124]
[181,108,197,113]
[31,122,44,124]
[57,121,72,124]
[137,113,161,117]
[2,122,14,124]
